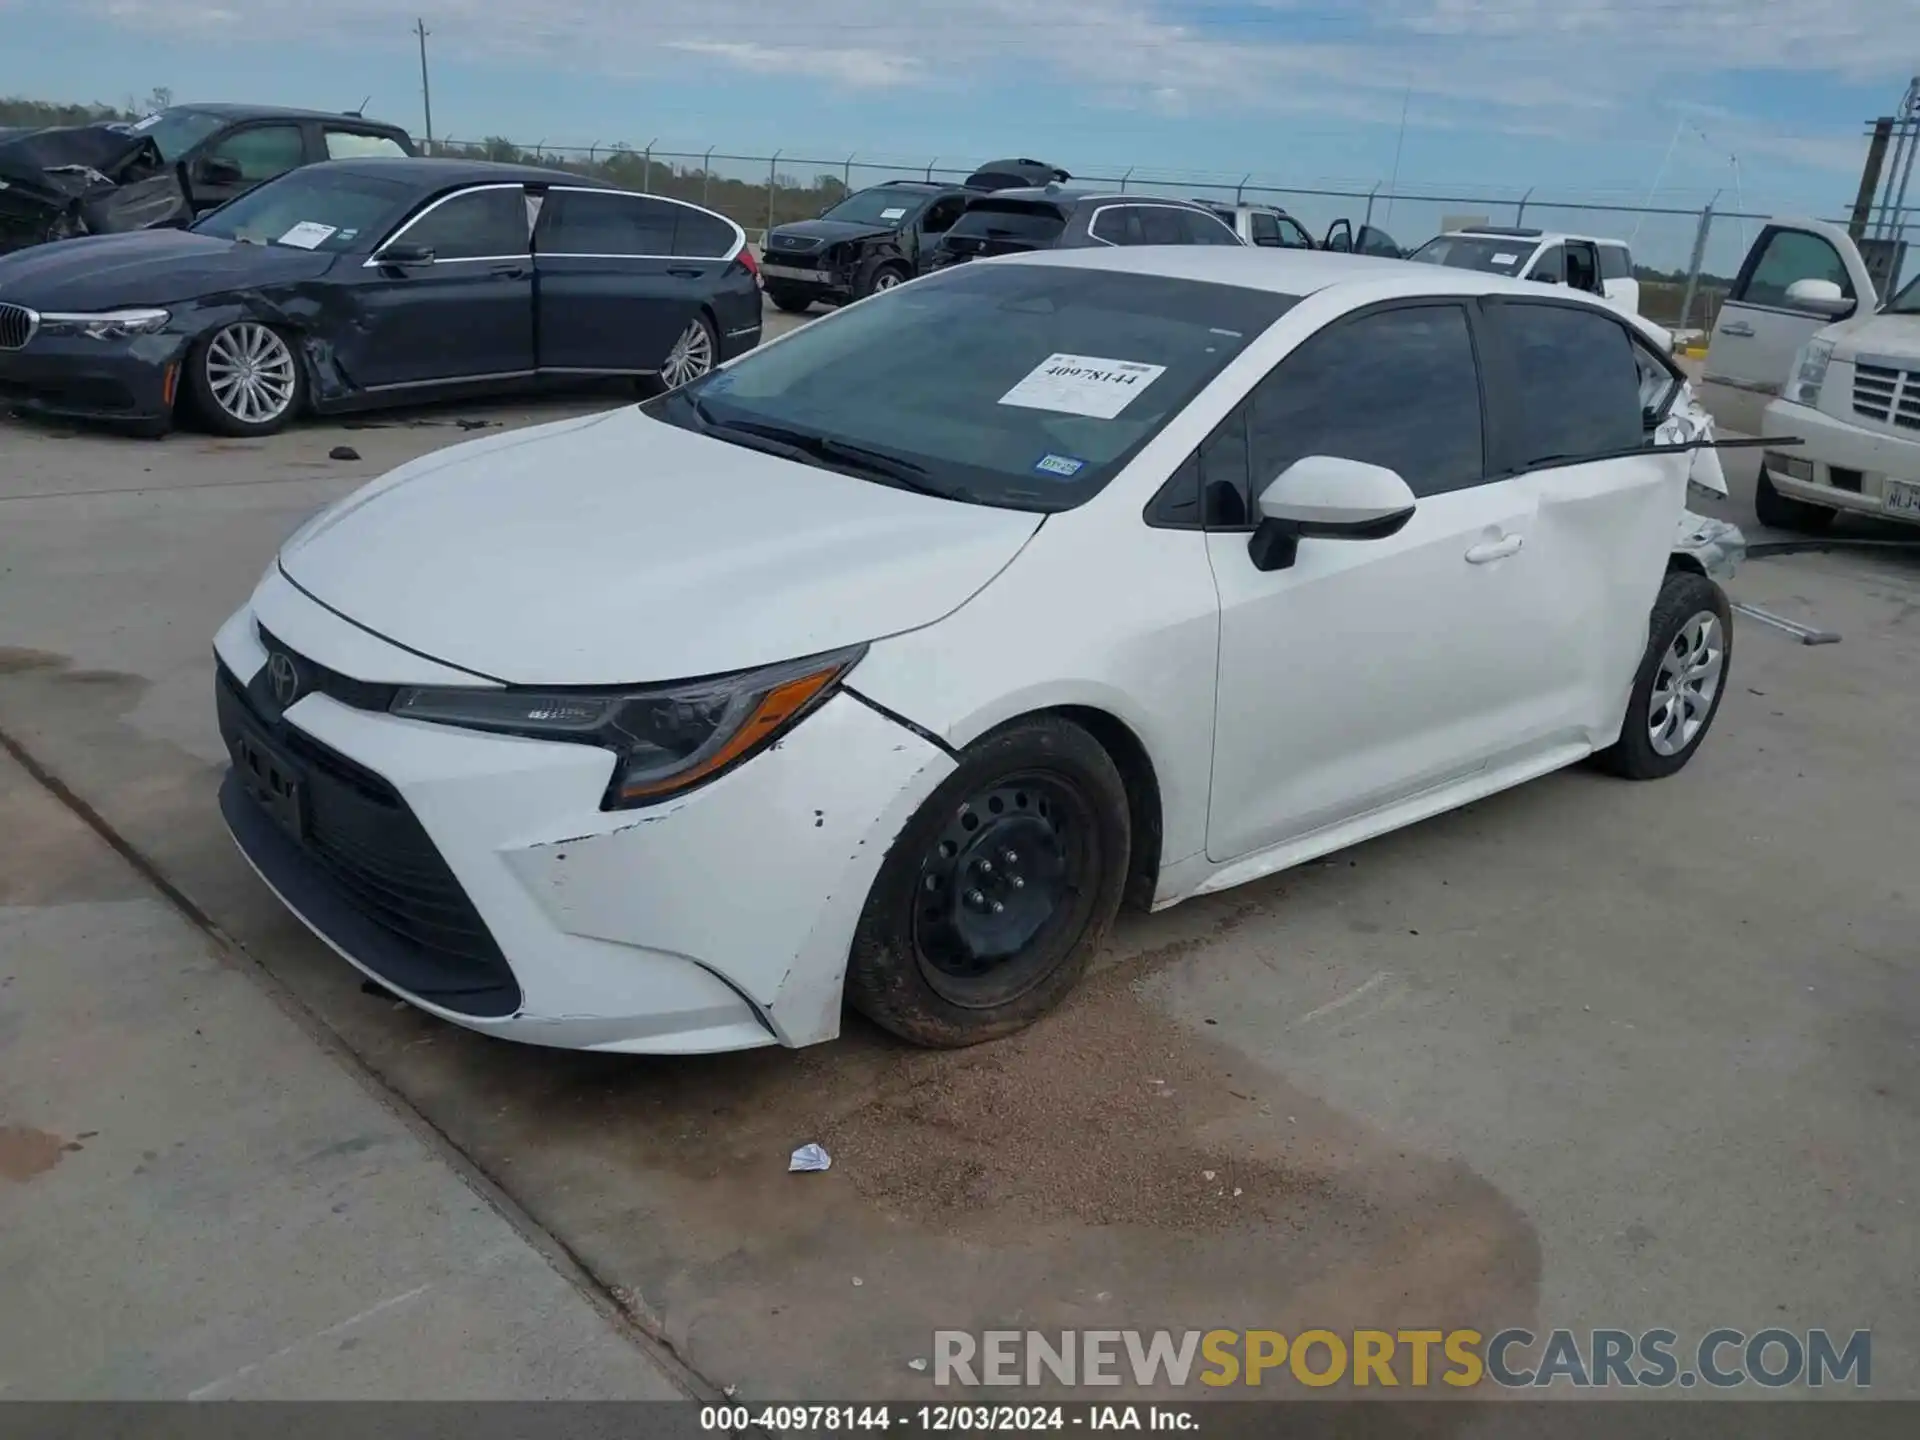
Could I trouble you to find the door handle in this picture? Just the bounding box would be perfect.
[1719,320,1754,337]
[489,264,528,278]
[667,266,705,277]
[1465,534,1524,564]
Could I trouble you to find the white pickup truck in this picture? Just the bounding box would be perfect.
[1696,217,1920,532]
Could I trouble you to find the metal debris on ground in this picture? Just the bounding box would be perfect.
[328,445,361,462]
[1732,602,1841,646]
[788,1142,832,1173]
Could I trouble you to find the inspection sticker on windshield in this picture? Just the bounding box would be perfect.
[1033,453,1086,478]
[1493,252,1519,265]
[277,221,339,250]
[880,207,908,220]
[998,353,1167,420]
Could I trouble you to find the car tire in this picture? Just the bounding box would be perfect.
[1593,570,1733,781]
[845,715,1131,1048]
[1753,469,1835,532]
[187,320,306,437]
[766,287,814,314]
[855,259,910,300]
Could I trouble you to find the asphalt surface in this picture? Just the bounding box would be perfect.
[1,297,1917,1401]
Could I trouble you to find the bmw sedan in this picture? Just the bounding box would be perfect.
[0,157,761,435]
[213,246,1741,1055]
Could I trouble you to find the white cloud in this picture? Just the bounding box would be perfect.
[31,0,1916,180]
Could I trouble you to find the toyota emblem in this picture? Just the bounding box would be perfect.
[267,651,303,708]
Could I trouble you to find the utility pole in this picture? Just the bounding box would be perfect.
[414,18,434,154]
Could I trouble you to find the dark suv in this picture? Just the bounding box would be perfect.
[929,188,1242,269]
[123,104,417,214]
[759,180,975,311]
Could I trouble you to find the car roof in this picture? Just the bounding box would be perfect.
[172,102,409,128]
[993,243,1638,304]
[1450,227,1631,248]
[973,186,1208,209]
[864,179,950,192]
[309,156,606,188]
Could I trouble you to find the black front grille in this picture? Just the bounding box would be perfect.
[216,660,521,1018]
[256,625,399,712]
[773,233,813,251]
[0,302,36,351]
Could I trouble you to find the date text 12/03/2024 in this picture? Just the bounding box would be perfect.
[699,1406,1195,1432]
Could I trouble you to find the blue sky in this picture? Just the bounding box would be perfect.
[5,0,1914,271]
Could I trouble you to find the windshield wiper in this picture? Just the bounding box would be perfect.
[705,418,948,497]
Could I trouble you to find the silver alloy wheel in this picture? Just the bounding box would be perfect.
[661,318,714,389]
[872,269,905,291]
[205,322,297,426]
[1648,610,1724,757]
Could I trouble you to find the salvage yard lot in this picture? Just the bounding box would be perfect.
[3,295,1919,1401]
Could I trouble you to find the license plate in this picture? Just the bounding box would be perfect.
[1885,481,1920,517]
[759,262,823,282]
[229,720,306,841]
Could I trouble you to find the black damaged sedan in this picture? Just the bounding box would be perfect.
[0,157,762,436]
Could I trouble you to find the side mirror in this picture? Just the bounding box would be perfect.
[197,157,243,186]
[374,241,435,267]
[1248,455,1417,572]
[1784,278,1853,318]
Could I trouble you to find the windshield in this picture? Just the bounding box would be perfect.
[818,187,929,227]
[192,168,416,251]
[1408,234,1535,277]
[127,107,227,163]
[1888,270,1920,315]
[651,263,1297,512]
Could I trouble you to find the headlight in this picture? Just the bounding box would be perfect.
[1786,339,1835,406]
[37,308,171,340]
[389,647,865,809]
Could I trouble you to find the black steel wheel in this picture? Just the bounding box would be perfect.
[847,716,1130,1047]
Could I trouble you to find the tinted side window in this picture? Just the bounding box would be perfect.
[206,124,305,182]
[672,206,738,258]
[1598,244,1632,281]
[1181,209,1241,245]
[1137,207,1187,244]
[1276,216,1314,249]
[1249,212,1282,246]
[540,191,675,255]
[1090,206,1146,245]
[1737,227,1855,308]
[325,129,408,159]
[1493,302,1643,466]
[1528,244,1565,283]
[1244,305,1484,505]
[404,187,530,260]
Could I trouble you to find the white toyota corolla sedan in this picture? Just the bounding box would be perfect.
[214,245,1737,1055]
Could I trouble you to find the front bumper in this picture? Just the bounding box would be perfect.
[757,255,855,298]
[0,328,187,424]
[212,573,955,1053]
[1759,398,1920,526]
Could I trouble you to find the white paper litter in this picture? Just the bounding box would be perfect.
[909,1359,928,1372]
[998,353,1166,420]
[788,1142,832,1173]
[277,221,339,250]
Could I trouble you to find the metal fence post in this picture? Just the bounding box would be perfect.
[1236,173,1250,204]
[1363,183,1380,228]
[1514,186,1534,225]
[641,141,653,194]
[703,147,715,206]
[1120,166,1134,193]
[1678,201,1715,335]
[768,150,782,237]
[845,152,855,190]
[925,157,938,182]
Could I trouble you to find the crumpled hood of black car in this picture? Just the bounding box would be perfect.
[764,218,897,252]
[0,230,336,308]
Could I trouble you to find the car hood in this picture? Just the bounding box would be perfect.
[278,407,1045,686]
[1831,310,1920,365]
[765,218,895,251]
[0,229,335,307]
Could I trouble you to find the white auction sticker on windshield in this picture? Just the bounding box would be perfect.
[132,114,162,131]
[998,353,1167,420]
[1493,252,1519,265]
[277,221,339,250]
[879,207,907,220]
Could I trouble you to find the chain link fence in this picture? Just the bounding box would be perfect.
[428,139,1919,334]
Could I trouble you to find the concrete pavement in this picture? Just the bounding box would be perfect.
[0,744,694,1399]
